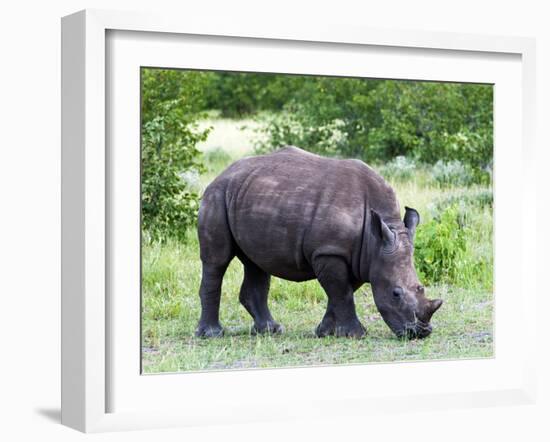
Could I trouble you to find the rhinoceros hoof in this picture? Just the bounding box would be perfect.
[252,321,285,335]
[195,323,224,338]
[316,320,366,339]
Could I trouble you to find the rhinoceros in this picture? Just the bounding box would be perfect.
[195,146,442,339]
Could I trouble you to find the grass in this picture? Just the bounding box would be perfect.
[142,238,493,373]
[141,118,494,374]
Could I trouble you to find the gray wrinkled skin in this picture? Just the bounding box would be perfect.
[195,146,442,339]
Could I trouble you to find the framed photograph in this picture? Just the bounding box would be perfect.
[61,9,537,433]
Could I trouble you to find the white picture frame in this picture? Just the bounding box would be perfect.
[61,9,537,433]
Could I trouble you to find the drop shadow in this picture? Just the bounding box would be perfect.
[35,407,61,423]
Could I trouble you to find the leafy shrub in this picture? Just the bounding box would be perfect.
[414,205,467,285]
[143,69,493,184]
[141,69,210,242]
[377,156,417,182]
[430,129,492,171]
[430,189,493,216]
[414,204,492,288]
[204,73,308,118]
[254,79,493,175]
[430,160,474,187]
[179,168,201,191]
[254,112,348,157]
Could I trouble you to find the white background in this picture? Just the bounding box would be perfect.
[0,1,548,441]
[108,30,524,415]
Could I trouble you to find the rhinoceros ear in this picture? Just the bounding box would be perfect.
[371,209,395,247]
[404,206,420,239]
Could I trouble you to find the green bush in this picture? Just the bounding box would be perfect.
[204,73,308,118]
[377,156,417,182]
[254,78,493,179]
[414,205,467,285]
[142,69,493,184]
[429,129,492,171]
[430,160,474,187]
[141,69,210,242]
[254,111,348,157]
[414,204,492,288]
[430,189,493,216]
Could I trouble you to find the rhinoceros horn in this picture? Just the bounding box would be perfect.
[425,298,443,321]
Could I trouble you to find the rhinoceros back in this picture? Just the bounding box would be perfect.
[199,146,399,281]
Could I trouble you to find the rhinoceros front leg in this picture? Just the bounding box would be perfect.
[238,256,284,335]
[313,256,366,338]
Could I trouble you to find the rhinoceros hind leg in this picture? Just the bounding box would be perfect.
[196,189,236,338]
[195,263,229,338]
[314,256,366,339]
[238,256,283,335]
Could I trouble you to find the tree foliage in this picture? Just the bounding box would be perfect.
[141,69,210,242]
[141,69,494,241]
[203,72,308,118]
[253,77,493,180]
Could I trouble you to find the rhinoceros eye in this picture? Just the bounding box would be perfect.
[392,287,404,298]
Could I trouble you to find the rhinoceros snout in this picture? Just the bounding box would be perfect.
[398,321,433,339]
